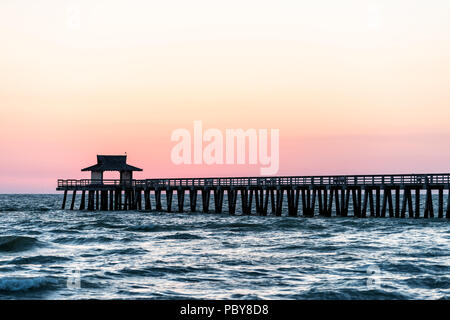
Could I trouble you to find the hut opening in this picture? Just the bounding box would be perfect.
[81,155,142,185]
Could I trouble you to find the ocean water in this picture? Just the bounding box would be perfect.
[0,194,449,300]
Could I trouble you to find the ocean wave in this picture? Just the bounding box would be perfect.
[93,221,127,229]
[284,288,411,300]
[404,275,450,290]
[0,207,19,212]
[203,222,268,232]
[157,233,203,240]
[274,244,307,251]
[221,241,241,248]
[230,293,262,299]
[0,236,42,252]
[119,265,216,277]
[221,259,255,266]
[0,277,57,293]
[53,235,114,244]
[103,248,147,255]
[125,224,187,232]
[9,255,71,265]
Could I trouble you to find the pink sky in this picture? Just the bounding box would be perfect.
[1,0,450,193]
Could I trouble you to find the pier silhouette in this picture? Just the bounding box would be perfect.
[57,155,450,218]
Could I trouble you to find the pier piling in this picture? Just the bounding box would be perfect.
[177,188,185,213]
[79,190,85,210]
[61,190,67,210]
[70,190,76,210]
[189,189,197,212]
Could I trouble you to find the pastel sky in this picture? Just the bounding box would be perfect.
[1,0,450,193]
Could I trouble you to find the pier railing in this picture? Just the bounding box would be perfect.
[57,173,450,189]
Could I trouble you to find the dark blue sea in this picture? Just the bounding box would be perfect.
[0,194,448,300]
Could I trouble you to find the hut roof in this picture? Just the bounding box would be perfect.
[81,155,143,172]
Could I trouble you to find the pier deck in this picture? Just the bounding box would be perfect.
[56,173,450,218]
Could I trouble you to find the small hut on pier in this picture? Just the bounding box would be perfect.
[81,155,142,184]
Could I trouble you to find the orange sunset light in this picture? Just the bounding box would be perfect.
[1,0,450,192]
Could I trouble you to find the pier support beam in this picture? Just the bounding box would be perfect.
[287,188,299,217]
[214,188,224,213]
[332,188,341,217]
[255,189,262,215]
[368,188,375,217]
[227,189,237,215]
[438,187,444,218]
[274,188,284,216]
[324,188,335,217]
[119,190,124,210]
[144,189,151,211]
[254,188,269,216]
[87,190,94,211]
[240,188,253,215]
[177,188,185,213]
[101,190,108,211]
[79,190,85,210]
[301,189,306,216]
[317,189,323,216]
[166,189,173,212]
[341,188,350,217]
[62,190,68,210]
[381,188,394,218]
[116,190,120,210]
[322,188,329,216]
[126,190,132,210]
[264,189,270,216]
[401,188,414,218]
[301,188,307,216]
[407,188,414,218]
[301,188,315,217]
[415,188,421,218]
[155,189,162,211]
[446,188,450,219]
[424,188,434,218]
[352,188,361,217]
[109,190,113,210]
[393,187,400,218]
[137,189,142,210]
[70,190,77,210]
[189,189,197,212]
[130,190,135,210]
[125,190,129,210]
[362,188,369,218]
[375,188,381,217]
[202,189,210,213]
[311,188,316,217]
[270,190,276,215]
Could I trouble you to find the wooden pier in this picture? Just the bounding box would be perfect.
[57,173,450,219]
